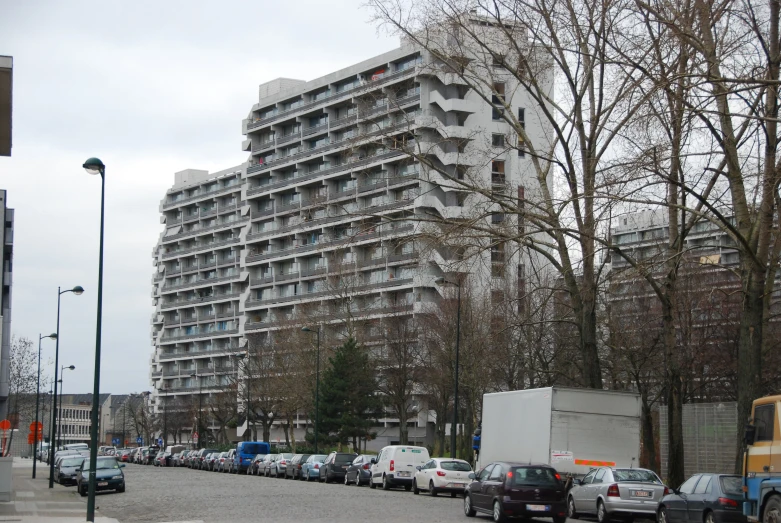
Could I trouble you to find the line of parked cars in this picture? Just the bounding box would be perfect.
[122,441,748,523]
[50,448,126,496]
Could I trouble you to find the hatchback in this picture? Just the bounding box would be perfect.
[285,454,312,479]
[344,454,375,486]
[464,462,566,523]
[320,452,357,483]
[657,474,745,523]
[76,457,126,497]
[568,467,666,523]
[413,457,472,496]
[301,454,327,481]
[248,454,266,475]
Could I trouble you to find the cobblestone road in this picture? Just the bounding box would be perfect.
[94,463,480,523]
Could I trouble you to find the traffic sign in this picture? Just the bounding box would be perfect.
[27,433,34,445]
[136,436,143,445]
[0,420,11,431]
[193,431,199,444]
[112,438,120,446]
[29,422,42,432]
[157,438,163,447]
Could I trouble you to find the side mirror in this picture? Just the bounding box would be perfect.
[573,479,582,486]
[416,466,421,471]
[370,458,376,464]
[468,472,476,480]
[744,424,757,446]
[119,463,126,468]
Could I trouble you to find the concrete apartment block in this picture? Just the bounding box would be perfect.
[0,190,13,420]
[0,56,11,157]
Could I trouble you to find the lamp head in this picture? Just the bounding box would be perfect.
[302,326,315,332]
[66,365,75,370]
[46,333,57,340]
[434,277,445,284]
[71,286,85,295]
[83,157,105,175]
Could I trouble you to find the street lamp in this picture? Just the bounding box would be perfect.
[301,326,320,454]
[435,276,462,459]
[83,156,106,523]
[189,373,203,447]
[33,333,56,479]
[48,285,83,489]
[56,365,75,448]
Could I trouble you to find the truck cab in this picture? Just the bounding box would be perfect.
[743,395,781,522]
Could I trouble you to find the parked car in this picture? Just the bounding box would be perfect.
[55,455,85,486]
[271,453,294,478]
[215,452,229,472]
[203,452,217,471]
[344,454,374,486]
[197,448,220,470]
[154,452,168,466]
[142,447,159,465]
[118,449,133,463]
[464,462,567,523]
[567,467,666,523]
[285,454,311,480]
[185,450,198,468]
[223,449,236,473]
[235,441,271,474]
[301,454,327,481]
[657,474,745,523]
[132,447,145,464]
[76,456,126,497]
[320,452,358,484]
[247,454,266,475]
[369,445,429,490]
[412,458,472,496]
[258,454,277,476]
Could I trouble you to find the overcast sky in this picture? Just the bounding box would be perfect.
[0,0,397,394]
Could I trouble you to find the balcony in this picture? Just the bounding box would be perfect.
[158,344,242,361]
[162,238,241,260]
[162,216,248,244]
[277,132,302,146]
[252,140,275,152]
[275,271,300,283]
[249,275,274,287]
[251,207,275,219]
[159,327,239,344]
[303,122,328,137]
[160,291,243,311]
[162,183,242,210]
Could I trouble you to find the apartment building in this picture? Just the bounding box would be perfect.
[0,55,11,157]
[0,190,13,420]
[150,30,548,447]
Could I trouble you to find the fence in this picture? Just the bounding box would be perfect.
[659,401,737,478]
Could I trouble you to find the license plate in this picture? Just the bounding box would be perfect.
[98,482,108,487]
[527,505,550,512]
[632,490,652,498]
[452,482,465,488]
[397,471,410,477]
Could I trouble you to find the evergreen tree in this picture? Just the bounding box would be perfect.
[311,337,381,450]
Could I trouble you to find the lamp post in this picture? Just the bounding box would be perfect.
[301,326,320,454]
[33,333,56,479]
[189,373,203,447]
[48,285,84,489]
[56,365,75,448]
[435,276,462,459]
[83,156,106,523]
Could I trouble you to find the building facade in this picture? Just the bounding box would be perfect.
[0,190,13,420]
[150,32,548,449]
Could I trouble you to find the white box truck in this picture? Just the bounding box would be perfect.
[477,386,641,475]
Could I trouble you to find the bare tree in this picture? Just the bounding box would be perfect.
[6,337,44,454]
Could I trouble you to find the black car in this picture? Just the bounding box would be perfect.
[56,455,85,486]
[464,462,566,523]
[320,451,358,483]
[658,474,746,523]
[344,454,374,486]
[76,456,126,496]
[285,454,311,479]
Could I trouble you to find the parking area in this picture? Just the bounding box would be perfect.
[93,462,474,522]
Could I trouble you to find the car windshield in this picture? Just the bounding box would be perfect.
[335,454,356,464]
[241,443,266,455]
[61,458,84,467]
[311,455,326,462]
[720,476,742,495]
[511,467,560,486]
[440,461,472,472]
[83,458,120,470]
[613,469,662,484]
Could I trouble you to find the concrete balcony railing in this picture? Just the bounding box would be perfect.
[249,275,274,287]
[303,122,328,137]
[252,140,275,152]
[251,207,275,219]
[275,271,300,283]
[161,273,241,293]
[162,184,242,210]
[160,291,243,311]
[216,309,236,319]
[277,133,302,146]
[159,327,239,344]
[162,238,240,260]
[158,344,242,361]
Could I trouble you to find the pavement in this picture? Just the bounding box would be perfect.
[0,457,119,523]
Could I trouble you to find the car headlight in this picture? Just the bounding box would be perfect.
[112,474,123,479]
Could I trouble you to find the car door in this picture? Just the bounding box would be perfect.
[668,475,701,523]
[471,464,495,510]
[589,468,608,508]
[483,463,505,507]
[687,474,712,521]
[574,470,597,512]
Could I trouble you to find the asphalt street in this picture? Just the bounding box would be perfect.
[85,462,555,523]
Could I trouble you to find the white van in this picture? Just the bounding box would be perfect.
[369,445,430,490]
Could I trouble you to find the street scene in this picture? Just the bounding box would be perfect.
[2,0,781,522]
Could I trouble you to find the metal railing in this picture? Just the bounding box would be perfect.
[162,184,242,209]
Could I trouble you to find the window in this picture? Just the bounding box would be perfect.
[754,404,775,441]
[613,469,662,483]
[492,55,505,68]
[478,465,494,481]
[492,106,504,121]
[581,470,596,485]
[492,82,506,104]
[679,475,701,495]
[511,467,561,486]
[694,475,712,494]
[721,476,743,495]
[489,465,504,480]
[492,133,505,147]
[593,468,606,484]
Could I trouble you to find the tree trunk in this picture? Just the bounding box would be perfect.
[398,401,408,445]
[640,395,657,473]
[262,422,270,444]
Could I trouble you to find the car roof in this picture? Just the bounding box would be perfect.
[491,462,555,468]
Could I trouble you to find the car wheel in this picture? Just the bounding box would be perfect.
[306,470,311,482]
[79,486,87,497]
[370,476,377,489]
[553,516,567,523]
[493,500,507,523]
[429,481,438,497]
[705,512,715,523]
[763,495,781,523]
[568,496,580,519]
[382,474,391,490]
[116,485,125,493]
[325,472,332,484]
[451,492,458,498]
[464,494,477,517]
[597,500,611,523]
[412,478,420,494]
[405,484,412,491]
[658,506,669,523]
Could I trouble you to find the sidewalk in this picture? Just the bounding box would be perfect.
[0,457,119,522]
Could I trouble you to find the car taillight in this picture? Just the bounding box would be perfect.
[437,470,446,477]
[390,460,395,472]
[314,463,319,469]
[554,473,561,481]
[607,484,620,497]
[281,460,287,465]
[719,497,739,508]
[363,464,370,470]
[664,487,670,496]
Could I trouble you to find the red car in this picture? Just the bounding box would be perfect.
[118,449,133,462]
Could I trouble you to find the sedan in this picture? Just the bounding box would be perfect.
[216,452,230,472]
[285,454,311,479]
[76,457,126,496]
[247,454,266,475]
[568,467,667,523]
[270,453,294,477]
[301,454,327,481]
[413,458,472,496]
[56,456,85,486]
[657,474,745,523]
[345,454,375,486]
[257,454,277,476]
[464,462,567,523]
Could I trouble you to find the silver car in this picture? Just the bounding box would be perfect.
[568,467,667,522]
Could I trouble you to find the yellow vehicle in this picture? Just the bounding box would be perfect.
[743,395,781,522]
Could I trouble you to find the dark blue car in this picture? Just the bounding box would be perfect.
[234,441,270,474]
